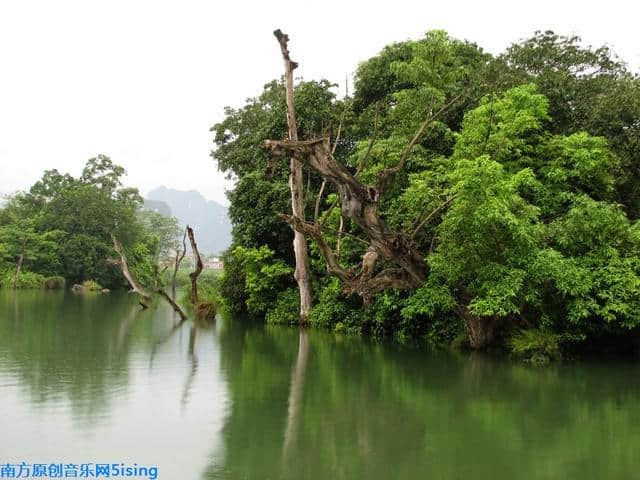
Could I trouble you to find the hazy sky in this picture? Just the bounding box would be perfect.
[1,0,638,205]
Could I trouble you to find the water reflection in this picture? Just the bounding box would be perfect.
[1,291,639,480]
[0,291,227,479]
[182,319,216,413]
[208,322,640,480]
[281,330,309,472]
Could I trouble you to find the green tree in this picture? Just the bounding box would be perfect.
[215,30,640,353]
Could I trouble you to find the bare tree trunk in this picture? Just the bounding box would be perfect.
[274,29,313,323]
[12,238,27,290]
[172,227,188,300]
[187,226,203,306]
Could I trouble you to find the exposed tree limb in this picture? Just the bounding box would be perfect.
[278,212,423,304]
[111,234,188,320]
[110,234,153,307]
[375,93,462,194]
[336,214,344,260]
[355,103,380,177]
[262,38,467,307]
[278,213,354,285]
[186,225,203,306]
[314,180,327,222]
[156,288,188,322]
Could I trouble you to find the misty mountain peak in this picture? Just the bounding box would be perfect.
[145,186,231,255]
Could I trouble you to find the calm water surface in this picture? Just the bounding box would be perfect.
[1,290,639,479]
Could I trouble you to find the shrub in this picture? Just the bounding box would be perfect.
[265,288,300,325]
[509,329,562,365]
[1,271,46,289]
[232,246,294,316]
[195,301,217,319]
[217,248,249,314]
[81,280,103,291]
[308,278,363,334]
[43,276,65,290]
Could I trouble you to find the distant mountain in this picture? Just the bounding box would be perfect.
[145,187,232,255]
[143,198,172,217]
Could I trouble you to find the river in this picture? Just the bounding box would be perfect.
[1,290,639,479]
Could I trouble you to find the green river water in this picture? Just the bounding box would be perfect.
[1,290,639,479]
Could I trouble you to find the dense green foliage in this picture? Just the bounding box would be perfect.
[0,156,182,291]
[213,30,640,355]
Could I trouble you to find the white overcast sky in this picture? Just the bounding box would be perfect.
[1,0,638,205]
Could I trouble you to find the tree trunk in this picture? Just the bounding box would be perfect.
[13,238,27,290]
[187,226,203,306]
[172,227,187,300]
[274,29,313,323]
[456,305,496,350]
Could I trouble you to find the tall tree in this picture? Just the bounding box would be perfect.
[273,29,313,322]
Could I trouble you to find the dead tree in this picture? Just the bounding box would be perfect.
[110,234,153,307]
[273,29,313,323]
[110,234,188,321]
[172,227,188,300]
[186,225,203,306]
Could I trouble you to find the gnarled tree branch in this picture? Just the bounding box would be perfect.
[264,138,428,289]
